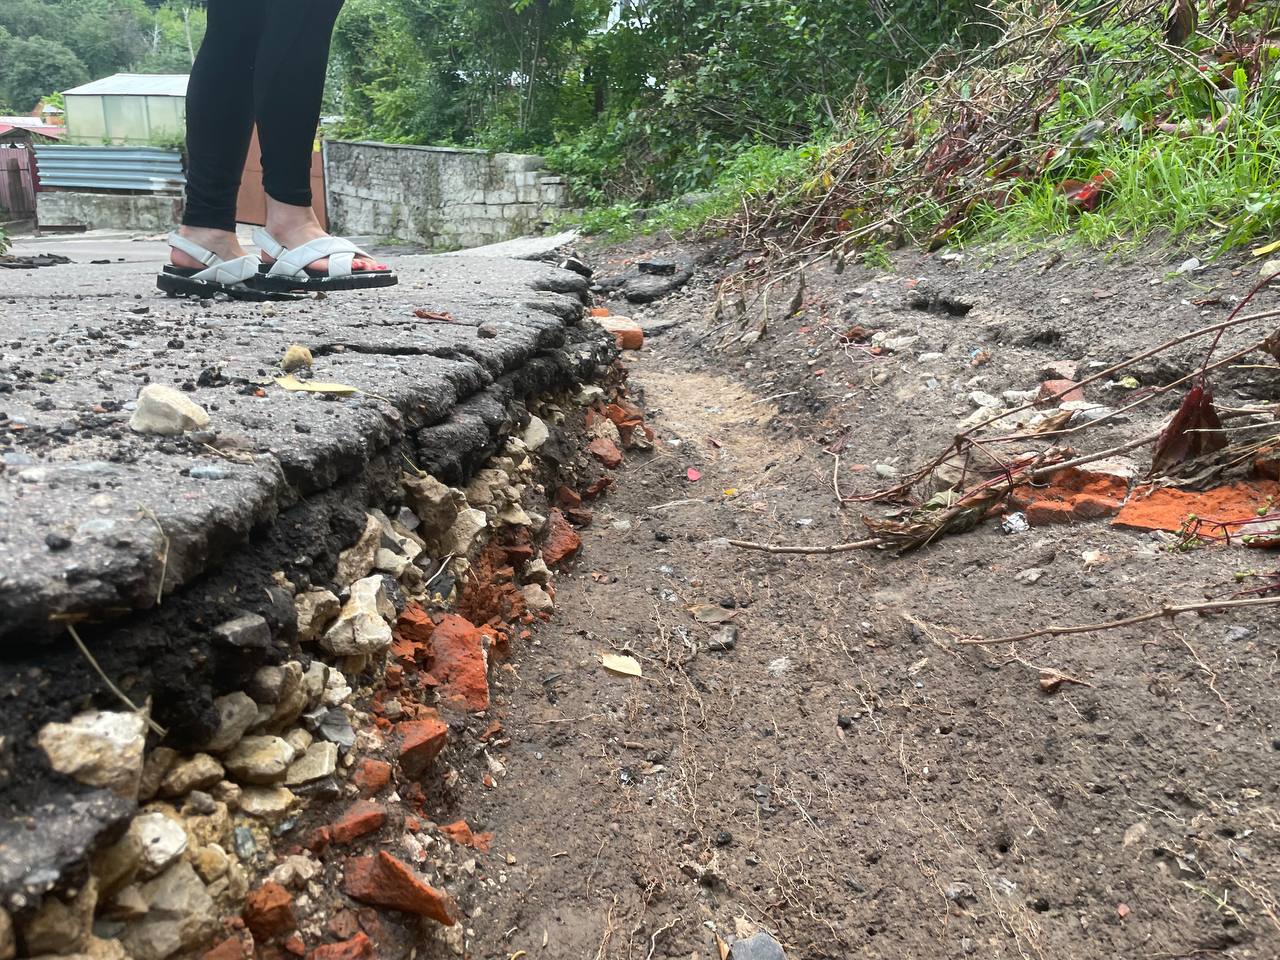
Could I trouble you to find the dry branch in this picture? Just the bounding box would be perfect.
[957,596,1280,646]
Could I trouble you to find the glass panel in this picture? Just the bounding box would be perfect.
[103,96,147,144]
[146,97,185,145]
[64,96,108,144]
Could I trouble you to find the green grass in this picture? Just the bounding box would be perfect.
[563,142,823,242]
[974,48,1280,255]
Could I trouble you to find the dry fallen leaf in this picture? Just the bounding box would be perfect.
[274,375,358,396]
[688,604,736,624]
[413,308,455,321]
[1081,548,1107,568]
[716,935,731,960]
[601,653,643,677]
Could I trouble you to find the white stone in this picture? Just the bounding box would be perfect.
[129,385,211,435]
[237,786,297,822]
[322,669,353,706]
[320,576,393,655]
[38,710,146,799]
[159,754,224,797]
[295,588,341,643]
[202,692,259,753]
[120,862,218,960]
[284,728,314,754]
[968,390,1003,409]
[577,385,605,405]
[301,660,329,706]
[335,513,382,586]
[222,736,296,784]
[374,547,409,576]
[521,583,554,614]
[444,507,488,557]
[284,741,338,785]
[522,416,549,450]
[523,557,551,585]
[131,813,189,878]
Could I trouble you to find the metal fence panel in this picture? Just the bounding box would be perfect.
[32,145,185,192]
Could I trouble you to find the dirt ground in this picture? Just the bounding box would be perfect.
[451,238,1279,960]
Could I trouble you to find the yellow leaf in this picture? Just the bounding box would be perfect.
[601,653,643,678]
[1252,238,1280,257]
[723,487,738,496]
[274,375,359,396]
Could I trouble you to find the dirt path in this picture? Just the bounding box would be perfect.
[462,246,1280,960]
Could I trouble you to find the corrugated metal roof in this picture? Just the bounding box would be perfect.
[33,145,185,192]
[63,74,190,98]
[0,125,63,140]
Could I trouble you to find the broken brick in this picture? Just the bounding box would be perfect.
[440,819,494,852]
[565,507,594,527]
[396,715,449,777]
[203,939,249,960]
[598,316,644,350]
[604,400,645,427]
[1036,378,1084,405]
[554,485,582,508]
[330,801,387,844]
[307,933,375,960]
[429,614,490,711]
[391,603,434,668]
[542,509,582,567]
[351,759,391,798]
[244,882,296,941]
[1013,466,1130,526]
[1114,481,1280,536]
[587,437,624,468]
[342,851,460,926]
[283,934,306,957]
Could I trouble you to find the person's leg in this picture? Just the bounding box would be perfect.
[255,0,378,272]
[175,0,264,267]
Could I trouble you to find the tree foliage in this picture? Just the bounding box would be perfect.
[0,0,205,113]
[330,0,987,199]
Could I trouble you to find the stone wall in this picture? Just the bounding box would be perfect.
[37,191,183,233]
[324,140,571,250]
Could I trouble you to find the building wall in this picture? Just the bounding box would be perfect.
[324,140,571,250]
[37,191,182,232]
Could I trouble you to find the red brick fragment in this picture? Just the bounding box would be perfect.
[598,316,644,350]
[283,934,306,957]
[351,758,391,798]
[1013,466,1130,526]
[396,715,449,777]
[429,614,490,711]
[565,507,594,527]
[554,485,582,508]
[440,819,494,852]
[308,933,375,960]
[1036,378,1084,405]
[391,603,433,669]
[342,851,460,926]
[202,938,249,960]
[587,437,624,468]
[330,801,387,845]
[542,509,582,567]
[1114,481,1280,537]
[244,882,296,941]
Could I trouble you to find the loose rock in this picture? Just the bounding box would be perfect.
[159,754,224,797]
[129,385,211,435]
[244,881,296,941]
[335,515,383,586]
[20,877,96,955]
[202,693,260,753]
[295,589,341,643]
[120,862,218,960]
[320,576,394,656]
[237,786,297,822]
[223,736,296,784]
[132,812,189,878]
[38,710,146,799]
[284,741,338,785]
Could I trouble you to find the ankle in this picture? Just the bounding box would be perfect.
[265,199,320,234]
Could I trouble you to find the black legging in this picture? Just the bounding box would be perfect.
[182,0,345,232]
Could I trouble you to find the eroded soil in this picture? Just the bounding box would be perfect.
[457,240,1280,960]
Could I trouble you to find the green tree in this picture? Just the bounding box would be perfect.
[0,28,89,112]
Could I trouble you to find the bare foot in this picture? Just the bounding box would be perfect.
[171,226,249,270]
[263,198,382,274]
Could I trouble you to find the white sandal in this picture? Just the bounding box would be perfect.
[253,227,397,292]
[158,233,296,301]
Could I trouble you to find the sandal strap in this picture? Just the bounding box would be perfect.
[252,227,287,260]
[168,232,220,267]
[191,255,260,286]
[267,236,369,279]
